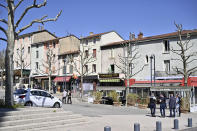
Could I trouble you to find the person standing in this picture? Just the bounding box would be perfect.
[176,94,181,117]
[149,94,156,117]
[62,89,67,104]
[67,90,72,104]
[159,94,166,118]
[169,94,176,117]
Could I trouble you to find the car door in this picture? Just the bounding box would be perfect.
[30,91,43,106]
[40,91,53,107]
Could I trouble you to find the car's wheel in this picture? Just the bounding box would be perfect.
[53,102,60,108]
[25,101,33,106]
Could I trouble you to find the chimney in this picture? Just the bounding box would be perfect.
[38,25,41,31]
[129,32,135,40]
[41,26,44,30]
[138,32,143,39]
[89,32,94,35]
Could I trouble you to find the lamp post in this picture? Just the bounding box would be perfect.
[63,58,67,90]
[150,54,155,87]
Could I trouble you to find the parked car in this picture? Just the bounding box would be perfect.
[15,89,62,108]
[13,88,27,103]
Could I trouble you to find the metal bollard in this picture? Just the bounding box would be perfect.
[174,119,179,129]
[156,121,162,131]
[134,123,140,131]
[104,126,111,131]
[188,118,192,127]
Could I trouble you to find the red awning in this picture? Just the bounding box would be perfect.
[53,76,71,82]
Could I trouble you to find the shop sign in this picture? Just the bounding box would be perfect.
[99,73,119,78]
[100,79,120,82]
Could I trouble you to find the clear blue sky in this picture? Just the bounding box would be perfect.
[0,0,197,51]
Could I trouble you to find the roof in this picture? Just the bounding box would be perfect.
[80,31,123,40]
[17,30,57,39]
[102,29,197,48]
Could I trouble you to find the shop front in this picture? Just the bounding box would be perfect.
[53,76,72,92]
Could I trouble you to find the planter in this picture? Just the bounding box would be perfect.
[113,102,121,106]
[93,100,100,104]
[138,104,147,109]
[181,109,190,113]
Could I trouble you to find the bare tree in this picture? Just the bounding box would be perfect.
[114,36,145,106]
[171,23,197,86]
[38,47,59,93]
[14,44,30,86]
[0,0,61,106]
[0,50,5,89]
[72,44,96,98]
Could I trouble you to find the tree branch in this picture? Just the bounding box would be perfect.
[0,26,7,36]
[0,3,6,9]
[0,37,7,42]
[0,19,8,24]
[14,0,24,11]
[15,0,47,29]
[17,10,62,34]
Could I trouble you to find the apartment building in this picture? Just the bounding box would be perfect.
[14,29,56,85]
[100,30,197,99]
[79,31,124,85]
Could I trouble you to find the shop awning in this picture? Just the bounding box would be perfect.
[150,86,191,91]
[99,79,120,82]
[53,76,71,82]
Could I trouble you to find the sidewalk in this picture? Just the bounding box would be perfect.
[63,107,197,131]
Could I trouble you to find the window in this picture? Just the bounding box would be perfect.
[111,64,115,73]
[63,65,66,74]
[85,65,88,73]
[163,40,170,52]
[53,54,55,60]
[111,48,114,58]
[85,40,88,45]
[70,65,73,74]
[36,51,39,58]
[16,61,18,67]
[31,91,40,96]
[93,49,96,58]
[85,50,89,58]
[93,38,96,44]
[164,60,170,73]
[28,47,30,54]
[53,42,56,48]
[36,62,39,70]
[92,64,96,73]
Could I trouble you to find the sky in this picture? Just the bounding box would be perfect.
[0,0,197,51]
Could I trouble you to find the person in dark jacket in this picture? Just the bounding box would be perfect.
[159,94,166,117]
[169,94,176,117]
[149,94,156,117]
[67,90,72,104]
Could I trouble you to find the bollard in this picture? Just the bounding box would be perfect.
[104,126,111,131]
[134,123,140,131]
[174,119,179,129]
[188,118,192,127]
[156,121,162,131]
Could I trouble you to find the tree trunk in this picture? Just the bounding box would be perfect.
[81,76,83,98]
[48,74,51,93]
[5,0,15,106]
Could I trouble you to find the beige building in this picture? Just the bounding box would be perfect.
[13,30,56,85]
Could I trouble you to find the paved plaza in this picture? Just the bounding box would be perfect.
[62,102,197,131]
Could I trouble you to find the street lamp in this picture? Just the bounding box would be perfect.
[63,58,67,90]
[150,54,155,87]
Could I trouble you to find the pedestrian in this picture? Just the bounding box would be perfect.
[159,94,166,118]
[149,93,156,117]
[67,90,72,104]
[169,94,176,117]
[53,84,56,94]
[62,89,67,104]
[175,94,181,117]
